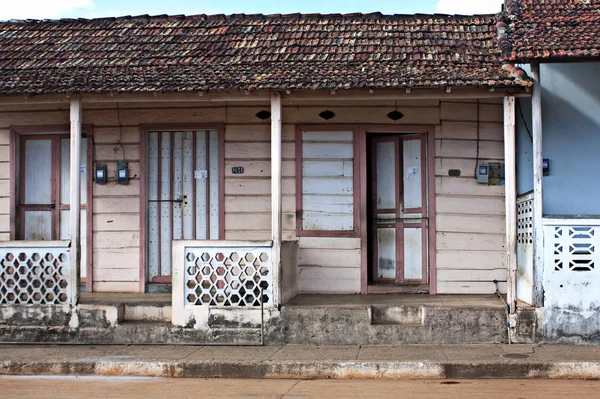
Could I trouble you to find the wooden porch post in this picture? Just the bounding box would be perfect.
[271,92,282,306]
[531,63,544,307]
[69,95,82,304]
[504,96,517,317]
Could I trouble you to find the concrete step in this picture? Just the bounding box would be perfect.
[210,327,263,345]
[123,303,172,323]
[78,294,172,326]
[371,305,423,326]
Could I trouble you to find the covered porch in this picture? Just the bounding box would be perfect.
[0,89,533,345]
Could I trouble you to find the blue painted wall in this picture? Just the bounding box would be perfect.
[516,62,600,215]
[516,96,533,196]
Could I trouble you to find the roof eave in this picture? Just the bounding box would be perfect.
[0,86,532,105]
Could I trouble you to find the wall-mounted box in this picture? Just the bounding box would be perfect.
[477,162,505,185]
[117,161,129,185]
[95,164,107,185]
[543,159,550,176]
[476,163,489,184]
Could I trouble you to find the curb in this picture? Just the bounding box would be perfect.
[1,360,600,380]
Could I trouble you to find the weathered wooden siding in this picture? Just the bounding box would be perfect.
[224,123,296,241]
[301,130,355,232]
[297,237,361,293]
[0,128,10,240]
[436,100,507,294]
[0,99,506,294]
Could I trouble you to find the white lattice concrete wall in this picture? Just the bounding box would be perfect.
[172,240,275,329]
[543,219,600,341]
[517,193,534,305]
[0,241,71,305]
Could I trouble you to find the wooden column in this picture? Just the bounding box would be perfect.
[69,95,82,304]
[270,92,282,306]
[504,96,517,316]
[531,63,544,307]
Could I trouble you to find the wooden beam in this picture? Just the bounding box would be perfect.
[530,63,544,307]
[504,96,517,318]
[271,92,283,306]
[0,92,271,105]
[69,95,82,305]
[0,87,531,105]
[283,87,531,101]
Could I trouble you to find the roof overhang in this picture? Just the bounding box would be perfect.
[0,86,532,105]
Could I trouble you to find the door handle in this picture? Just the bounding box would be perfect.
[149,195,186,204]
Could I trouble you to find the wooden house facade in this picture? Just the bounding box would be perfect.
[0,12,536,343]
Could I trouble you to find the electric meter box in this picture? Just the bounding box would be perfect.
[117,161,129,185]
[476,163,489,184]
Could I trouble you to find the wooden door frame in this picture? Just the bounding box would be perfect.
[139,123,225,293]
[358,125,437,295]
[18,134,61,240]
[369,135,403,284]
[10,125,95,292]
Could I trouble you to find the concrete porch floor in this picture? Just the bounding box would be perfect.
[79,293,170,305]
[0,292,537,345]
[79,292,524,310]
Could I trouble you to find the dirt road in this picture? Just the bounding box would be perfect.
[2,376,600,399]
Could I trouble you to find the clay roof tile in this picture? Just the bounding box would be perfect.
[0,12,530,95]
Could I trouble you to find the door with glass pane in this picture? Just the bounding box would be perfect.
[20,135,88,279]
[370,134,427,287]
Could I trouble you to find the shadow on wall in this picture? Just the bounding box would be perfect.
[516,96,533,196]
[517,62,600,215]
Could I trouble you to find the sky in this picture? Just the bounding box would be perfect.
[0,0,505,20]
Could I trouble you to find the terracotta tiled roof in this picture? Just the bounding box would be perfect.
[0,13,530,95]
[501,0,600,61]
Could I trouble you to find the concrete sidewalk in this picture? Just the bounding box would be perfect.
[0,344,599,380]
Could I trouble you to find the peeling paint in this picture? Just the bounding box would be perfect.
[94,362,176,377]
[542,222,600,343]
[68,310,79,329]
[530,363,600,379]
[2,358,600,380]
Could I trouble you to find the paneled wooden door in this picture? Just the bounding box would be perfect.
[146,130,220,285]
[19,134,88,279]
[370,134,428,287]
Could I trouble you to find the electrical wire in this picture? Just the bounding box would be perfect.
[473,99,481,177]
[115,102,126,161]
[517,100,533,142]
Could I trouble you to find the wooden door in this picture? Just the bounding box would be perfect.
[20,134,88,278]
[146,130,220,285]
[370,134,428,286]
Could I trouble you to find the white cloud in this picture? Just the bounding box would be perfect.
[436,0,504,15]
[0,0,94,20]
